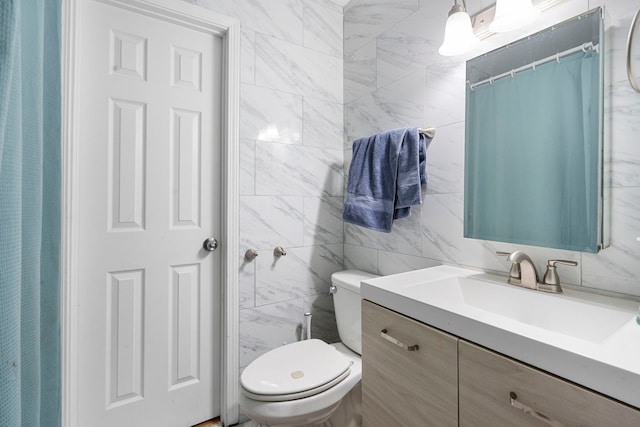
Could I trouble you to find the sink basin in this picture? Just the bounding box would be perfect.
[361,265,640,409]
[400,275,631,343]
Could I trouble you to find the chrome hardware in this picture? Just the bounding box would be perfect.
[506,251,539,289]
[274,246,287,257]
[328,285,337,295]
[497,251,521,282]
[304,312,312,340]
[380,329,419,352]
[501,251,576,294]
[510,392,564,427]
[418,127,436,139]
[202,237,218,252]
[627,8,640,93]
[244,249,258,261]
[539,259,578,293]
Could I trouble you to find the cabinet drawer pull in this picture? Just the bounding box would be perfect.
[509,392,564,427]
[380,329,419,351]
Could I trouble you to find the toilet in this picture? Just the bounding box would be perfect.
[239,270,378,427]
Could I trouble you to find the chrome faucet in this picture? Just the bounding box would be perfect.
[497,251,578,294]
[507,251,539,289]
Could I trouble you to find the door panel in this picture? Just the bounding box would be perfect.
[76,1,222,425]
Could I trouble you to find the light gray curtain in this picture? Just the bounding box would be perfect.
[464,50,600,252]
[0,0,61,425]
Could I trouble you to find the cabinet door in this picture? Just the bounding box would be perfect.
[362,300,458,427]
[459,340,640,427]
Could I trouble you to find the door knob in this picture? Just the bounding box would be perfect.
[202,237,218,251]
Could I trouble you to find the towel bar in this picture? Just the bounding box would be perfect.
[628,8,640,93]
[418,127,436,138]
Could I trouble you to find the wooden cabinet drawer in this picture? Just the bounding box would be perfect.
[362,300,458,427]
[459,340,640,427]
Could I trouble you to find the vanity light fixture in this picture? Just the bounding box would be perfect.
[438,0,480,56]
[489,0,540,33]
[439,0,557,57]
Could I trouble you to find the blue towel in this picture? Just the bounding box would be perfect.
[343,127,432,232]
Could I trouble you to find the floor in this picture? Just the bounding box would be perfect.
[193,419,222,427]
[193,418,256,427]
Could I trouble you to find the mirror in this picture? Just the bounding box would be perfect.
[464,8,605,253]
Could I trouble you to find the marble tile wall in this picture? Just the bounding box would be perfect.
[344,0,640,298]
[193,0,345,373]
[177,0,640,424]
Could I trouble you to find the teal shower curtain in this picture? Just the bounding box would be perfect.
[464,50,600,252]
[0,0,61,426]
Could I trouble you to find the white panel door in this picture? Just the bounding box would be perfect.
[76,1,222,426]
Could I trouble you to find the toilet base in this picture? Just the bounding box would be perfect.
[242,400,341,427]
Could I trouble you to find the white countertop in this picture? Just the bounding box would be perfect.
[361,265,640,409]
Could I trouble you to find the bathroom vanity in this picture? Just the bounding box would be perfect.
[362,300,457,426]
[360,266,640,426]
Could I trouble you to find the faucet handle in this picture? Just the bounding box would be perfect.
[543,259,578,285]
[496,251,521,283]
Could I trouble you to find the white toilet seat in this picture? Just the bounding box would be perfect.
[240,339,353,402]
[242,368,350,402]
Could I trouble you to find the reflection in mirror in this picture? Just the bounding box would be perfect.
[464,8,605,253]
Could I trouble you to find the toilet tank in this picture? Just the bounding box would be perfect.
[331,270,379,355]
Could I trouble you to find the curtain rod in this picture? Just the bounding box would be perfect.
[468,42,598,91]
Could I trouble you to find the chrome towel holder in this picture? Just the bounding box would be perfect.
[628,8,640,93]
[418,127,436,138]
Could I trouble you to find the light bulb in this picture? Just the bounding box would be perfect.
[489,0,540,33]
[439,5,480,56]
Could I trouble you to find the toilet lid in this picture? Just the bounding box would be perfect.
[240,339,352,401]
